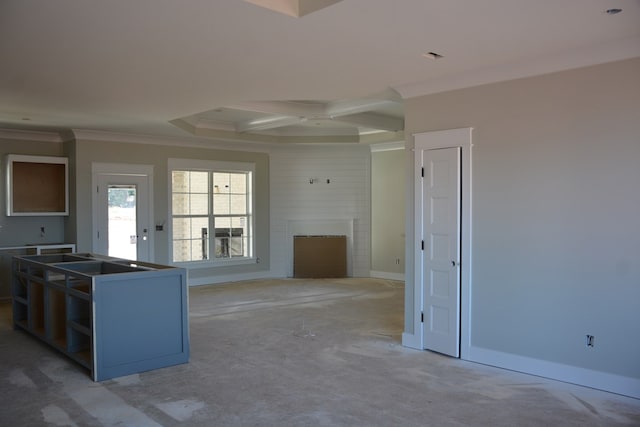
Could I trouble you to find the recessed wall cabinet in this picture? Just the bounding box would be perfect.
[5,154,69,216]
[12,253,189,381]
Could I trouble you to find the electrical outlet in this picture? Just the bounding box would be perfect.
[586,335,595,347]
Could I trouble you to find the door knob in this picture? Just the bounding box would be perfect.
[451,260,458,267]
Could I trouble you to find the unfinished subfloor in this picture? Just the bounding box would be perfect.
[1,278,638,426]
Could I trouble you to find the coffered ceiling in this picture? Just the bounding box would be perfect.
[0,0,638,144]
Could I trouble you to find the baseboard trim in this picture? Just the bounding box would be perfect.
[469,346,640,399]
[402,332,422,350]
[188,271,280,286]
[369,271,404,281]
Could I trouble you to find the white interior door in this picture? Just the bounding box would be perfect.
[421,147,461,357]
[94,171,152,262]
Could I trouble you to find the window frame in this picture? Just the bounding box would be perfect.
[168,158,256,268]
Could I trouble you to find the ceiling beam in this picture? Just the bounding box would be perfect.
[325,99,401,117]
[236,115,307,132]
[228,101,324,117]
[335,113,404,132]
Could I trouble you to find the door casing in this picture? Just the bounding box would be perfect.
[92,163,154,262]
[413,128,472,359]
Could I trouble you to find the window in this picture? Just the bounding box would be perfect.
[170,160,254,264]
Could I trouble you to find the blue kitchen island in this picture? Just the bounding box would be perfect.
[11,253,189,381]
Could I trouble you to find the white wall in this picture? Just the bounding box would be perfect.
[270,144,371,277]
[403,57,640,398]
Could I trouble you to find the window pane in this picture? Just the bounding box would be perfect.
[190,194,209,215]
[173,240,190,262]
[172,194,189,215]
[229,173,246,193]
[191,217,209,239]
[172,218,190,239]
[172,216,208,262]
[190,171,209,193]
[231,217,248,236]
[191,239,207,261]
[213,173,230,194]
[214,216,231,229]
[214,237,229,258]
[229,237,244,257]
[230,195,246,214]
[172,171,189,192]
[213,194,230,214]
[174,218,208,241]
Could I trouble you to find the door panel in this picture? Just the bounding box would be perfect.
[107,184,138,260]
[95,174,151,261]
[422,147,461,357]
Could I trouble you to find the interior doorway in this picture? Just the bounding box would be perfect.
[92,164,154,262]
[414,128,472,359]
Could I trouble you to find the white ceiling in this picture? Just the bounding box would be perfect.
[0,0,639,143]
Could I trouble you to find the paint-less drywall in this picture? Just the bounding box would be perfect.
[70,137,270,282]
[404,58,640,392]
[0,138,67,245]
[371,148,405,277]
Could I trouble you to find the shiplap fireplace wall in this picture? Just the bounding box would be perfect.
[270,144,370,278]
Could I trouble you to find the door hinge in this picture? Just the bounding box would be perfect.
[421,312,424,323]
[421,240,424,250]
[421,167,424,178]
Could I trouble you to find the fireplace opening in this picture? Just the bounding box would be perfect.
[293,235,347,278]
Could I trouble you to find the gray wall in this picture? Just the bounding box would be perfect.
[69,137,270,280]
[0,139,67,245]
[404,57,640,382]
[371,149,405,274]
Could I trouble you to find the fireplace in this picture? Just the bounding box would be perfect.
[286,219,353,277]
[293,235,347,278]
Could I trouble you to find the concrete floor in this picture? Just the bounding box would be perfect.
[1,277,639,426]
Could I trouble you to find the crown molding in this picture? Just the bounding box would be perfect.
[70,129,274,153]
[0,128,65,143]
[394,36,640,99]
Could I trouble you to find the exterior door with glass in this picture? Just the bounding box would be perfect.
[94,168,152,262]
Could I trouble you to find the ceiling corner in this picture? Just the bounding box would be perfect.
[243,0,342,17]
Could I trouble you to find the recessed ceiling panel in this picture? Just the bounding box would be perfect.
[174,95,404,142]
